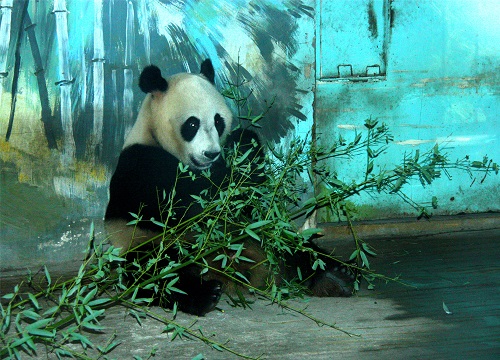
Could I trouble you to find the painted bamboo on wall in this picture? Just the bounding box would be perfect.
[4,0,26,143]
[123,0,135,141]
[53,0,75,162]
[24,9,57,149]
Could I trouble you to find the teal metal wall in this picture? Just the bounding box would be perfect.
[315,0,499,220]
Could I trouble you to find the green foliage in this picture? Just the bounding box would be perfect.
[1,72,497,359]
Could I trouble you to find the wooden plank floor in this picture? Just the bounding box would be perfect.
[351,227,500,359]
[2,227,499,359]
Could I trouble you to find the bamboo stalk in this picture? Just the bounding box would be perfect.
[123,1,135,140]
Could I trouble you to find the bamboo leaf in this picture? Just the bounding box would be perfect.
[70,332,94,349]
[27,293,40,310]
[312,258,326,271]
[442,301,453,315]
[82,287,97,305]
[27,328,55,338]
[246,220,272,229]
[150,217,166,228]
[360,251,370,268]
[349,249,359,261]
[391,176,405,193]
[87,298,112,307]
[128,309,145,326]
[244,228,260,241]
[236,256,255,263]
[367,160,374,174]
[98,340,122,354]
[353,132,362,145]
[297,266,303,281]
[10,336,32,350]
[328,178,344,188]
[26,318,52,331]
[43,306,59,317]
[1,293,14,300]
[22,310,41,321]
[82,322,105,332]
[362,242,377,256]
[43,265,51,287]
[235,271,250,284]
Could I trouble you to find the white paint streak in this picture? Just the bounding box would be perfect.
[137,0,151,64]
[125,1,135,67]
[93,0,104,152]
[394,139,433,146]
[150,0,183,39]
[337,124,362,130]
[396,135,496,147]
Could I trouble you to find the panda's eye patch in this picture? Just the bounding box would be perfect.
[214,113,225,137]
[181,116,201,142]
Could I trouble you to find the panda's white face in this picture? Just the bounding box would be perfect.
[125,63,233,170]
[155,74,232,170]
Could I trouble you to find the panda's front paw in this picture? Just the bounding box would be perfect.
[177,279,223,316]
[201,279,223,311]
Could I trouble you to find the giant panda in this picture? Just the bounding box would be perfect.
[105,59,353,316]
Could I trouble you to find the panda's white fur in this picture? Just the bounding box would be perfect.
[124,72,232,170]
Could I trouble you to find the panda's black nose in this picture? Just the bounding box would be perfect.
[204,151,220,161]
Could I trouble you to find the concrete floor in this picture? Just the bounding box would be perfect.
[2,225,498,359]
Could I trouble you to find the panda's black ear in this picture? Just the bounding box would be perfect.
[200,59,215,84]
[139,65,168,93]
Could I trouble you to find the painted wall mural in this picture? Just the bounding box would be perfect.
[1,0,314,162]
[0,0,315,270]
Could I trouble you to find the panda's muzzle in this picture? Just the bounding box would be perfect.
[190,151,220,170]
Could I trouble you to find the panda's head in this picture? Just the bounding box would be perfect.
[125,59,232,170]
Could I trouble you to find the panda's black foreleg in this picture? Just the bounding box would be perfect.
[121,249,222,316]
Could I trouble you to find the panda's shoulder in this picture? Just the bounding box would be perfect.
[113,144,179,178]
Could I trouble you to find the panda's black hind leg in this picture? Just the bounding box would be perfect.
[291,243,356,297]
[309,266,355,297]
[172,276,223,316]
